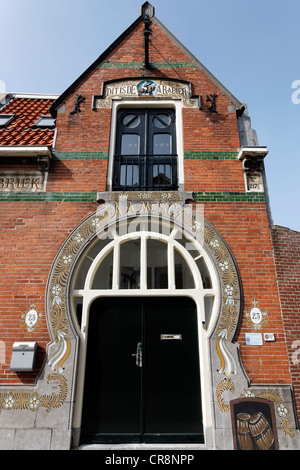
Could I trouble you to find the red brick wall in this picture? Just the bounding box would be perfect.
[47,160,108,192]
[272,226,300,419]
[184,160,245,192]
[0,202,97,384]
[204,204,290,385]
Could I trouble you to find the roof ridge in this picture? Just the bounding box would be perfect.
[12,93,59,100]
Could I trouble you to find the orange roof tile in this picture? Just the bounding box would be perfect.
[0,97,56,147]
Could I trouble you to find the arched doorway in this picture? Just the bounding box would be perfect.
[45,205,245,448]
[69,216,220,445]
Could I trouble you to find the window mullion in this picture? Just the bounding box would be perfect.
[144,108,148,155]
[113,240,119,290]
[143,109,148,189]
[140,235,147,291]
[168,241,175,290]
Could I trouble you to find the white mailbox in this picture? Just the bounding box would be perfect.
[10,342,37,371]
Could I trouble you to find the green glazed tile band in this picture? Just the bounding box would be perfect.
[184,151,238,160]
[53,151,108,160]
[194,191,265,202]
[0,191,265,202]
[0,192,98,202]
[53,151,237,161]
[98,61,197,69]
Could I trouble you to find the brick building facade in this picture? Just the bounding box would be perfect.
[0,2,299,450]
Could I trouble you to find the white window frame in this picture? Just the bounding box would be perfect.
[106,99,185,191]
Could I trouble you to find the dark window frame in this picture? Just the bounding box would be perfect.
[0,114,15,128]
[112,108,178,191]
[32,115,56,129]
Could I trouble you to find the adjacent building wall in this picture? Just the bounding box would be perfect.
[272,225,300,424]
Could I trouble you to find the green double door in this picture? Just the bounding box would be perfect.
[80,297,203,444]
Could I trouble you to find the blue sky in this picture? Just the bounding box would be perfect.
[1,0,299,231]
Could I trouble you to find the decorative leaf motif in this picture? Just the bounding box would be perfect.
[216,378,235,412]
[0,374,68,413]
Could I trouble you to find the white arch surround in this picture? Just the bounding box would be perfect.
[45,199,247,448]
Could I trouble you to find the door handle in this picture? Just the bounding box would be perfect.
[132,341,142,367]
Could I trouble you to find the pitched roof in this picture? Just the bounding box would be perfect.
[0,94,58,147]
[50,2,241,117]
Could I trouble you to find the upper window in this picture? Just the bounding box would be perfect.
[0,114,15,127]
[112,108,178,191]
[33,115,55,128]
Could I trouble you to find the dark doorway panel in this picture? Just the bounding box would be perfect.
[80,297,203,444]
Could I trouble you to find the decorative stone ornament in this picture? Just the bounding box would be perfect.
[20,302,42,333]
[93,78,201,109]
[237,147,268,193]
[245,299,268,330]
[70,94,85,115]
[206,93,217,112]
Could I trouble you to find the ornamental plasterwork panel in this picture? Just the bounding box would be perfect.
[0,373,68,413]
[245,299,268,330]
[240,388,295,439]
[93,79,200,109]
[20,302,42,333]
[203,225,240,377]
[216,378,295,440]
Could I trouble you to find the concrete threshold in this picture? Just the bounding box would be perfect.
[79,443,206,450]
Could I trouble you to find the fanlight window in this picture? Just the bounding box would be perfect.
[71,218,218,333]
